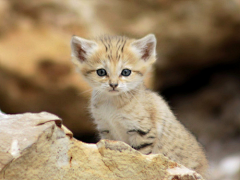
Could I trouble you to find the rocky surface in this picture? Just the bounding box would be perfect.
[0,112,204,180]
[0,0,240,179]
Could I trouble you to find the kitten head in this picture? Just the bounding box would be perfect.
[71,34,157,95]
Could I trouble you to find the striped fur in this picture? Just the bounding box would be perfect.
[71,34,208,177]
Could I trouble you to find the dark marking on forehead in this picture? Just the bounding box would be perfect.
[85,70,96,76]
[97,35,129,61]
[132,70,143,76]
[116,38,121,47]
[117,37,127,60]
[107,54,111,60]
[116,41,122,58]
[100,38,108,52]
[121,39,126,53]
[107,37,111,51]
[117,54,121,61]
[110,48,113,60]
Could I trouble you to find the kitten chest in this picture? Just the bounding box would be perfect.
[91,100,136,144]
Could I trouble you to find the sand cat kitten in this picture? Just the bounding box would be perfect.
[70,34,208,176]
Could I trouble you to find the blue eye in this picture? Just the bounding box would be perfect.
[121,69,131,76]
[96,69,107,76]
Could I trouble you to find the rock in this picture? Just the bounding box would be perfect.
[1,1,240,178]
[0,27,95,139]
[0,112,204,180]
[1,0,240,145]
[0,0,98,140]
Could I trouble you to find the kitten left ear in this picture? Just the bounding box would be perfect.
[71,36,98,63]
[131,34,157,61]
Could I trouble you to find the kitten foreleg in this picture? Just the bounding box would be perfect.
[99,130,114,140]
[127,128,157,155]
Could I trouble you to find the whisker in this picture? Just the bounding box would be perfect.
[93,90,101,98]
[128,89,142,108]
[78,88,93,96]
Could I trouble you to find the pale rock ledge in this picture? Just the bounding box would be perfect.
[0,112,204,180]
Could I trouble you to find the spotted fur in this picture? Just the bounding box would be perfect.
[70,34,208,177]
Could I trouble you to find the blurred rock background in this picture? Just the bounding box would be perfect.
[0,0,239,179]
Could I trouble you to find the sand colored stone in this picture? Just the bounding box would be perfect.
[0,112,204,180]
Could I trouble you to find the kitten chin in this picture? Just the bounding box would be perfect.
[106,90,121,96]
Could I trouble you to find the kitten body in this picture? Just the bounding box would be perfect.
[70,34,208,176]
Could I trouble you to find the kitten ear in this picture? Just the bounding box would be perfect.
[71,36,98,62]
[131,34,157,61]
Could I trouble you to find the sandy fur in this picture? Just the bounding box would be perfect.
[71,34,208,177]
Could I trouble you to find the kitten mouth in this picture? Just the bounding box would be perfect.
[109,90,119,92]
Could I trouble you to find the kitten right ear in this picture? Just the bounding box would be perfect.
[71,36,98,63]
[131,34,156,62]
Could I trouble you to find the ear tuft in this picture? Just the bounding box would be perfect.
[131,34,157,61]
[71,36,98,62]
